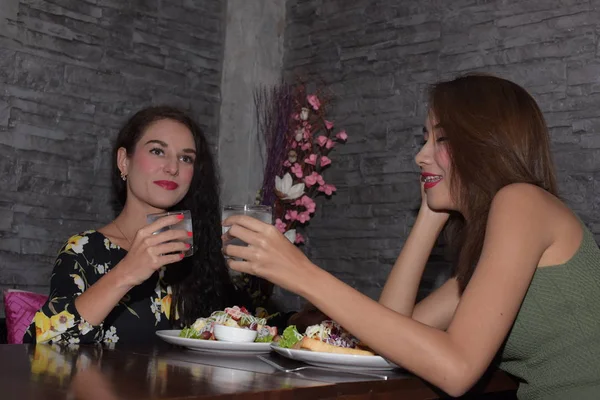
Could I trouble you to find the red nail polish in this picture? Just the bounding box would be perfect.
[187,231,193,237]
[185,243,191,249]
[180,253,185,259]
[177,214,184,220]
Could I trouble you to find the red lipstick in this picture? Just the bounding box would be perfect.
[421,172,442,190]
[154,180,179,190]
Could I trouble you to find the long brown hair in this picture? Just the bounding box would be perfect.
[430,74,558,290]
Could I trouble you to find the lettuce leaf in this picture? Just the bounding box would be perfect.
[254,335,273,343]
[278,325,303,348]
[179,328,202,339]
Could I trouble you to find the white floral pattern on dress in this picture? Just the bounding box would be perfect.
[66,235,89,254]
[103,326,119,344]
[48,334,63,345]
[151,298,162,324]
[26,230,198,347]
[70,274,85,293]
[152,271,175,324]
[95,263,108,275]
[103,238,119,251]
[78,320,94,336]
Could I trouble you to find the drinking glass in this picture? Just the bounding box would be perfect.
[146,210,194,257]
[222,205,273,254]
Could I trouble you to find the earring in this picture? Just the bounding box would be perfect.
[121,172,127,182]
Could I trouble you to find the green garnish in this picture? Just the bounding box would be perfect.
[254,335,274,343]
[179,327,202,339]
[278,325,303,348]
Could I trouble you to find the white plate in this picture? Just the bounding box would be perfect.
[270,343,398,371]
[156,330,272,355]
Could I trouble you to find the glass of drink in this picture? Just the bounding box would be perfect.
[222,205,273,255]
[146,210,194,257]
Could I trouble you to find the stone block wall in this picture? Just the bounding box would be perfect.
[2,0,600,317]
[281,0,600,309]
[0,0,225,314]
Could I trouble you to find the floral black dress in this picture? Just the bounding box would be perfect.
[23,231,175,345]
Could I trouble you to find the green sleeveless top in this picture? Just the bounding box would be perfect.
[499,220,600,399]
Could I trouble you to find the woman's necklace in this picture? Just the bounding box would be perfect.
[113,220,132,247]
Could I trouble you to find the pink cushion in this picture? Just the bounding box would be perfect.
[4,290,48,344]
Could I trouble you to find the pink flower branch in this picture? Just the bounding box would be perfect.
[259,84,348,244]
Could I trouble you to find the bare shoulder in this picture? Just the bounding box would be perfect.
[484,184,555,249]
[493,182,551,205]
[490,183,582,266]
[491,183,568,220]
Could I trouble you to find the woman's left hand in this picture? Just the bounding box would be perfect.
[222,215,315,293]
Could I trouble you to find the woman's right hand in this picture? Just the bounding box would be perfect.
[115,215,191,287]
[418,183,451,226]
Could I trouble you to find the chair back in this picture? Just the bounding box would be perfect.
[3,289,48,344]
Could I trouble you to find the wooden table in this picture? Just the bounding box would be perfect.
[0,341,517,399]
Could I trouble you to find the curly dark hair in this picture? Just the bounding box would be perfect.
[112,106,242,327]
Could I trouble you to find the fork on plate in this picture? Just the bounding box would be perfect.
[257,355,389,380]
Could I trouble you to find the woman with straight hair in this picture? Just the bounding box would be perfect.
[223,74,600,399]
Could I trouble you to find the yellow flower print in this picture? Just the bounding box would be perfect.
[33,311,74,344]
[50,310,75,334]
[34,312,52,342]
[65,235,89,254]
[70,274,85,292]
[161,294,172,320]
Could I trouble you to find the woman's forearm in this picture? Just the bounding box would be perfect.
[379,209,447,316]
[300,266,471,396]
[74,265,134,326]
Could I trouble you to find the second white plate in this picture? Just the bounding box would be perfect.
[270,343,398,371]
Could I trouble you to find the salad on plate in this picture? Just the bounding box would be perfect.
[178,306,279,343]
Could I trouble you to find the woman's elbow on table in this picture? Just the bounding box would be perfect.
[443,380,475,398]
[428,359,481,398]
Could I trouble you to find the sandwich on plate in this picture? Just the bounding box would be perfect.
[279,320,374,356]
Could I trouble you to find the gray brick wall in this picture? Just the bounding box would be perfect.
[0,0,225,315]
[282,0,600,306]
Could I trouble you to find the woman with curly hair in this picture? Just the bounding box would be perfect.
[24,106,242,345]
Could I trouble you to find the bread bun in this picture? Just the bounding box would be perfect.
[299,337,375,356]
